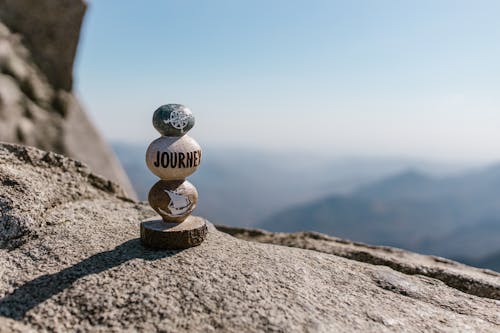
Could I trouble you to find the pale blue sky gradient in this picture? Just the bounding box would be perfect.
[76,0,500,162]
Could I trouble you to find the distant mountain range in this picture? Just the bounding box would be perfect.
[258,167,500,271]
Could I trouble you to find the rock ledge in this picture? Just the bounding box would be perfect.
[0,144,499,332]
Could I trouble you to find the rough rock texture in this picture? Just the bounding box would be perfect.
[0,144,499,332]
[217,226,500,301]
[0,143,130,248]
[0,317,35,333]
[0,1,136,199]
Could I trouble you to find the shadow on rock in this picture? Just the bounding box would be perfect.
[0,239,182,320]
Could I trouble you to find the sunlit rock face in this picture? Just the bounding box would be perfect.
[0,0,137,199]
[0,142,498,332]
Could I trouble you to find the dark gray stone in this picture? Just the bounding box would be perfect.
[153,104,195,136]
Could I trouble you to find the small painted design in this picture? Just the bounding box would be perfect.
[163,109,193,132]
[159,190,192,217]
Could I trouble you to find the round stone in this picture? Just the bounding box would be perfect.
[152,104,195,136]
[148,179,198,223]
[146,135,202,180]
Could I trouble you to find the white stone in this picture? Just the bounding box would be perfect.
[146,135,202,180]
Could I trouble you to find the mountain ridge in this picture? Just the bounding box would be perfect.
[259,166,500,271]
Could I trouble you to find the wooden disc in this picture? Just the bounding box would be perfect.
[140,215,207,249]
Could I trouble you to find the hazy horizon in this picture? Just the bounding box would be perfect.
[77,0,500,164]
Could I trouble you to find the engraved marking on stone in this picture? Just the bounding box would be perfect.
[163,109,193,132]
[159,190,192,217]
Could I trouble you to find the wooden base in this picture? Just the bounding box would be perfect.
[140,215,207,249]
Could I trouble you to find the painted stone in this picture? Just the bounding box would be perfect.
[152,104,195,136]
[148,179,198,223]
[146,135,202,180]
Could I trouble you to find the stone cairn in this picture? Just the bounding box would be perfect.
[140,104,208,249]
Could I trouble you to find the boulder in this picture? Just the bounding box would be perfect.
[0,1,136,199]
[0,0,86,91]
[0,143,499,332]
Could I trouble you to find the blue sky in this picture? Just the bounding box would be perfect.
[76,0,500,162]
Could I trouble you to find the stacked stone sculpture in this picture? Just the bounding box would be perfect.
[140,104,207,249]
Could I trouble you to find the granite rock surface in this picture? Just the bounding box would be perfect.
[0,143,499,332]
[217,226,500,300]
